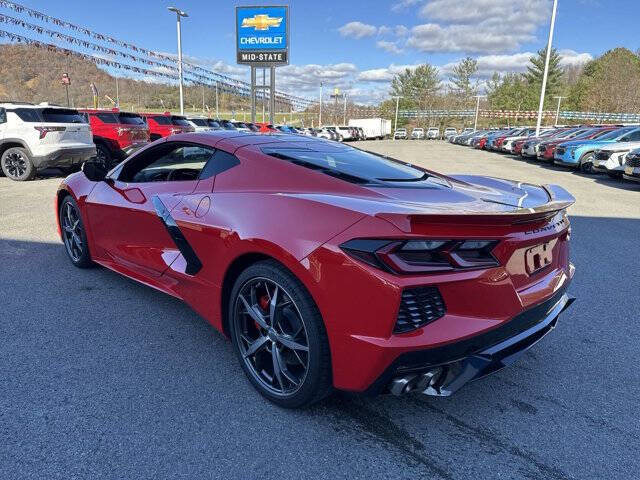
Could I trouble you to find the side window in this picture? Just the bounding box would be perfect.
[628,130,640,141]
[199,150,241,179]
[0,108,6,124]
[96,113,118,123]
[119,142,215,183]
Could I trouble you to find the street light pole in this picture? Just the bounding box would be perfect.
[473,95,486,131]
[535,0,558,136]
[319,82,323,127]
[168,6,188,115]
[343,94,347,125]
[392,95,402,140]
[215,81,219,118]
[553,95,566,126]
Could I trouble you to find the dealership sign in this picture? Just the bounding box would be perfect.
[236,5,289,66]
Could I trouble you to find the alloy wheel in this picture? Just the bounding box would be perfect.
[233,278,310,397]
[3,151,27,179]
[94,146,110,170]
[61,201,84,262]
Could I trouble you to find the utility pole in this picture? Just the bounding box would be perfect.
[535,0,558,136]
[343,94,347,125]
[473,95,486,131]
[553,95,566,126]
[215,82,219,118]
[168,6,188,115]
[319,82,323,127]
[392,95,402,140]
[115,76,119,107]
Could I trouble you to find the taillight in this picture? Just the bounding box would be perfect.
[35,126,65,139]
[340,239,500,274]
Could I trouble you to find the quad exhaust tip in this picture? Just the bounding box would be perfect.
[389,368,443,396]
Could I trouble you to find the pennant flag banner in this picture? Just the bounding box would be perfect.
[0,0,316,108]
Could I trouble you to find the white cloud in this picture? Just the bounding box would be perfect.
[419,0,551,24]
[338,21,378,39]
[407,22,539,54]
[378,25,392,35]
[395,25,409,36]
[358,64,421,82]
[376,40,404,54]
[391,0,424,12]
[440,50,593,79]
[388,0,553,54]
[558,49,593,67]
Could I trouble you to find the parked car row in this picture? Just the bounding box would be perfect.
[448,124,640,184]
[0,101,381,181]
[394,126,466,140]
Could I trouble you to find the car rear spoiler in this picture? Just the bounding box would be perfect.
[376,184,575,231]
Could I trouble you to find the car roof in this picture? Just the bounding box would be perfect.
[168,131,338,152]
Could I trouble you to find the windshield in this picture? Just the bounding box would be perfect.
[207,120,221,128]
[190,118,209,126]
[19,108,87,123]
[598,128,630,140]
[150,116,172,125]
[262,145,427,184]
[118,113,145,125]
[171,116,190,126]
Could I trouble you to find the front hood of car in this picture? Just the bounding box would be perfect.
[598,141,640,152]
[560,139,615,148]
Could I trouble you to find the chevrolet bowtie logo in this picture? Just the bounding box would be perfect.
[241,14,283,31]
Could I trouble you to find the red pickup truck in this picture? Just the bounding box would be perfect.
[139,112,195,140]
[79,108,149,169]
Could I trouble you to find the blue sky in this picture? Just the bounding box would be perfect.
[4,0,639,103]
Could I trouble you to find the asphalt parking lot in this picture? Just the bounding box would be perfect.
[1,140,639,479]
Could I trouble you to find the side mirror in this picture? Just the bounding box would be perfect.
[81,161,109,182]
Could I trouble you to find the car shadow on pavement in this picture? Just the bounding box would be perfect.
[1,214,639,479]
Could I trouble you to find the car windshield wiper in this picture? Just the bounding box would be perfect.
[375,172,430,182]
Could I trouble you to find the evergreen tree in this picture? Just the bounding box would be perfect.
[524,47,563,107]
[449,56,478,99]
[390,63,441,110]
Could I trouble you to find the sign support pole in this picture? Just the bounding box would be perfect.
[270,66,276,125]
[251,67,256,123]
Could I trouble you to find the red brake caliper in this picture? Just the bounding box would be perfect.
[257,295,270,331]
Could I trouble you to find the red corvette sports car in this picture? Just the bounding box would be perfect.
[56,131,575,408]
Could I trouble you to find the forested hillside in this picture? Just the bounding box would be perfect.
[0,44,248,113]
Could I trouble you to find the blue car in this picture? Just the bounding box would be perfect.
[554,126,640,172]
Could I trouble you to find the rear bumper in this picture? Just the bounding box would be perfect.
[364,284,574,396]
[32,146,96,169]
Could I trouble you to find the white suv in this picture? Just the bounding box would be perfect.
[411,128,424,140]
[186,117,214,132]
[426,127,440,140]
[0,102,95,181]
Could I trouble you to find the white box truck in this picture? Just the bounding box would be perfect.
[348,118,391,140]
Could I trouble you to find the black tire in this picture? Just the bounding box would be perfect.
[59,195,93,268]
[60,164,82,175]
[94,143,113,170]
[579,152,595,173]
[1,147,35,181]
[229,260,332,408]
